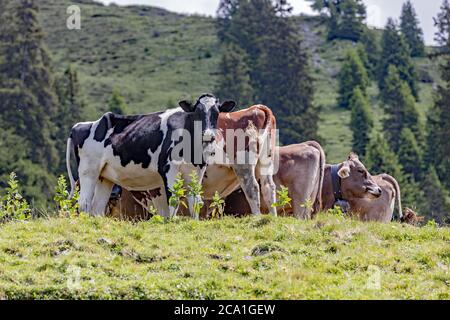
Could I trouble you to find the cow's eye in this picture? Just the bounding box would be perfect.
[358,170,364,174]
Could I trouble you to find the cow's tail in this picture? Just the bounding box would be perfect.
[381,174,403,220]
[66,137,76,198]
[305,141,325,216]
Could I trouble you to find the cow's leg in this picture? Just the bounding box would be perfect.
[162,165,185,219]
[152,193,170,219]
[91,179,114,217]
[233,165,261,215]
[292,183,315,220]
[78,175,97,214]
[260,174,277,217]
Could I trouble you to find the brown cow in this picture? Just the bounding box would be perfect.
[107,105,278,218]
[321,153,383,212]
[226,153,387,221]
[224,142,325,219]
[345,174,402,222]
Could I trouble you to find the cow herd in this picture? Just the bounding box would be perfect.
[67,93,417,224]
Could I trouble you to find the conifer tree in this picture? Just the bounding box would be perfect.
[350,87,373,157]
[381,65,423,152]
[54,65,85,172]
[255,3,318,143]
[311,0,366,42]
[433,0,450,53]
[0,0,59,205]
[365,134,425,210]
[398,128,423,181]
[361,28,380,79]
[216,43,253,108]
[216,0,239,42]
[379,18,419,100]
[400,0,426,57]
[426,1,450,189]
[218,0,319,144]
[421,166,450,224]
[108,89,127,115]
[0,0,59,172]
[337,48,369,109]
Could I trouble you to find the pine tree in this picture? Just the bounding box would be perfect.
[365,134,425,210]
[108,89,127,114]
[255,4,318,143]
[400,0,426,57]
[421,166,450,224]
[312,0,367,42]
[216,0,239,42]
[398,127,423,181]
[218,0,318,144]
[381,65,423,152]
[434,0,450,52]
[0,0,59,172]
[379,18,419,100]
[350,87,373,157]
[216,43,253,108]
[426,0,450,190]
[0,0,59,205]
[361,28,381,79]
[337,48,369,109]
[54,65,85,172]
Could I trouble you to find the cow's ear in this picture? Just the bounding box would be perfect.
[338,162,351,179]
[179,100,195,113]
[219,100,236,113]
[348,152,359,160]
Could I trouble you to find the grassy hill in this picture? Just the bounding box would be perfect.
[37,0,440,163]
[0,214,448,299]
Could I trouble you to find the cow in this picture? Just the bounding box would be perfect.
[321,153,383,214]
[223,142,325,219]
[108,141,323,220]
[344,173,403,222]
[66,94,236,218]
[217,152,387,221]
[105,105,279,218]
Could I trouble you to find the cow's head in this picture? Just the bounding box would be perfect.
[339,153,382,199]
[179,93,236,149]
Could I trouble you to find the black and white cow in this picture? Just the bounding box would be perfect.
[66,94,236,218]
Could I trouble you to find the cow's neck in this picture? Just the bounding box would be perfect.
[322,164,343,210]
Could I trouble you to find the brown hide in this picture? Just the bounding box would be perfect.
[223,142,326,219]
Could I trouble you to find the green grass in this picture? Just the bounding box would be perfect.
[0,214,448,299]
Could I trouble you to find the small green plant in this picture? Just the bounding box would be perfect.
[187,171,204,220]
[54,175,79,218]
[210,191,225,219]
[146,204,158,217]
[168,172,187,212]
[272,186,292,216]
[301,198,314,211]
[426,219,438,228]
[327,206,345,217]
[150,214,165,224]
[0,172,31,221]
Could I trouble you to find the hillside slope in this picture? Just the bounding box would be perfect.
[0,215,448,299]
[37,1,440,163]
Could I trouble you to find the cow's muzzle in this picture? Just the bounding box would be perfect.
[366,186,382,197]
[203,129,216,143]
